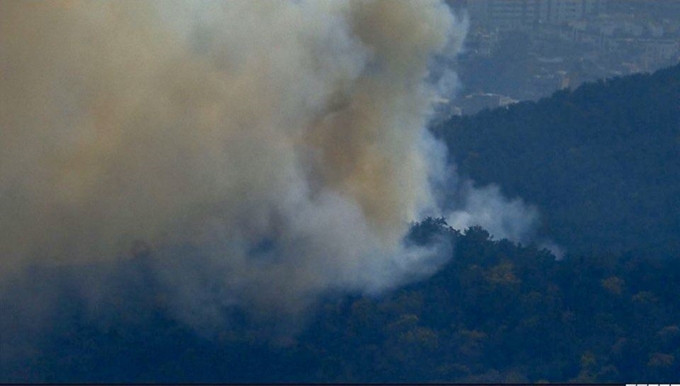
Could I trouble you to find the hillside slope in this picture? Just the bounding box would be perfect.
[433,63,680,256]
[3,220,679,383]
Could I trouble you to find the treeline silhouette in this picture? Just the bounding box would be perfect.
[3,63,680,384]
[433,63,680,257]
[3,219,679,383]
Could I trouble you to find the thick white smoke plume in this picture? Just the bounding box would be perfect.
[1,0,469,322]
[0,1,548,333]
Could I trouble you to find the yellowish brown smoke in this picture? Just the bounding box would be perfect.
[0,1,462,317]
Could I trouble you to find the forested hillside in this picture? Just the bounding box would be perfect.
[5,3,679,384]
[433,63,680,257]
[3,219,679,383]
[4,61,680,385]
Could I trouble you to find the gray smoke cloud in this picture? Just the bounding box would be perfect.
[0,1,554,340]
[447,182,540,244]
[438,176,563,257]
[0,0,467,324]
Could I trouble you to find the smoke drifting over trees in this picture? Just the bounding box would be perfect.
[0,0,541,332]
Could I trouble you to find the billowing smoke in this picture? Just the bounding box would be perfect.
[447,182,539,244]
[439,177,564,259]
[0,0,468,324]
[0,1,554,341]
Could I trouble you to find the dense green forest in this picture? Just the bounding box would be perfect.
[2,218,679,383]
[3,64,679,383]
[433,63,680,257]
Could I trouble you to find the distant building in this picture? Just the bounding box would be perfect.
[539,0,605,24]
[465,0,605,29]
[467,0,540,30]
[455,92,519,115]
[447,0,680,104]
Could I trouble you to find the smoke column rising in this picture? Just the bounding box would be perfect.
[0,1,471,322]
